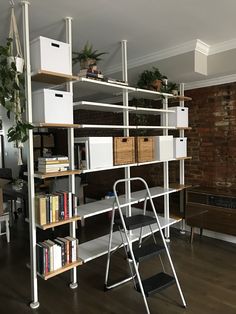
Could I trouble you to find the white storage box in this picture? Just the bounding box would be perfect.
[154,136,173,161]
[173,138,187,158]
[74,137,113,170]
[167,106,188,128]
[32,89,73,124]
[30,36,71,75]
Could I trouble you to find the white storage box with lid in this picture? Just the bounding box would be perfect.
[154,136,173,161]
[167,106,188,127]
[173,137,187,158]
[30,36,71,75]
[32,89,73,124]
[74,137,113,170]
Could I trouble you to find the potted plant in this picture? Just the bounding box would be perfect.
[161,81,179,95]
[72,42,107,70]
[137,67,167,91]
[0,38,33,164]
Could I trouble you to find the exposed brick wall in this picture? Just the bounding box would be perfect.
[185,82,236,188]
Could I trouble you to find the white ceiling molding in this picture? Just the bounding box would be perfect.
[185,74,236,90]
[195,39,210,55]
[209,38,236,55]
[105,39,199,75]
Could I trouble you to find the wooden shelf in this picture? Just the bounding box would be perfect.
[38,260,83,280]
[33,123,81,129]
[171,96,192,102]
[31,70,78,84]
[176,127,192,130]
[175,156,192,160]
[31,170,81,179]
[169,183,192,191]
[37,216,81,230]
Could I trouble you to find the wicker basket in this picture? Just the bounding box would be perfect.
[136,136,154,163]
[114,137,135,165]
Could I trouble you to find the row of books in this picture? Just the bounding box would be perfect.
[37,156,69,173]
[78,69,128,86]
[36,237,79,275]
[35,191,78,225]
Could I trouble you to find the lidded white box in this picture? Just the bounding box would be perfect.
[32,89,73,124]
[168,106,188,127]
[154,136,173,161]
[30,36,71,75]
[74,137,113,170]
[173,138,187,158]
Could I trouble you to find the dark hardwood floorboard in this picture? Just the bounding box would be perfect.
[0,214,235,314]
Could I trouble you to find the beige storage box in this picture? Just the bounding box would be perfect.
[30,36,71,75]
[32,89,73,124]
[136,136,154,163]
[114,137,135,165]
[154,136,173,161]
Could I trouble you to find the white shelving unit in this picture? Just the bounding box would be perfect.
[22,1,191,307]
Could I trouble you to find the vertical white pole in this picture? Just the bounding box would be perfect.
[179,83,185,233]
[121,40,131,216]
[163,96,170,240]
[65,17,78,289]
[21,0,39,309]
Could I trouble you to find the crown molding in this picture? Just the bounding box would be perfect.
[195,39,210,55]
[209,38,236,55]
[185,74,236,90]
[105,39,198,75]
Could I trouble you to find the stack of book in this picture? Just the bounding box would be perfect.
[36,236,79,275]
[35,191,78,225]
[38,156,69,173]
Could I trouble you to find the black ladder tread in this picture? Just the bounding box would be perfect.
[115,214,156,230]
[130,243,165,262]
[136,272,175,297]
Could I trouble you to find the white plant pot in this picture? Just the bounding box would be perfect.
[7,56,24,73]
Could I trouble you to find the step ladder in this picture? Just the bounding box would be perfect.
[104,177,186,314]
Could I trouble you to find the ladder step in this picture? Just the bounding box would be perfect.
[136,272,175,297]
[115,215,156,230]
[130,243,165,262]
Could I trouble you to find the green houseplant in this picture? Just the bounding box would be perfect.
[72,42,107,69]
[137,67,167,91]
[0,38,33,149]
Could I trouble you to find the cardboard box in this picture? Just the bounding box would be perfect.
[0,178,10,215]
[43,134,55,148]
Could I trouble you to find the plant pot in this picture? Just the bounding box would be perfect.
[80,58,96,70]
[151,79,162,91]
[7,56,24,73]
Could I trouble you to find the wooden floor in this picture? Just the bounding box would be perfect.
[0,214,235,314]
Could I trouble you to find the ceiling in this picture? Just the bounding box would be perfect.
[1,0,236,87]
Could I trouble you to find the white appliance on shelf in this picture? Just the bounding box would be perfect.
[74,137,113,170]
[30,36,71,75]
[166,106,188,127]
[173,137,187,158]
[154,135,173,161]
[32,89,73,124]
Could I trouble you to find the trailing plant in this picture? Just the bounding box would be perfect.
[72,42,107,67]
[0,38,33,147]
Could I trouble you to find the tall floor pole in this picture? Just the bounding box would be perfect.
[121,40,131,217]
[65,16,78,289]
[21,0,39,308]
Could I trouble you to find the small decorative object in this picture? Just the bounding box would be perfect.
[0,5,33,165]
[137,67,167,91]
[161,81,179,95]
[72,42,107,70]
